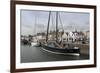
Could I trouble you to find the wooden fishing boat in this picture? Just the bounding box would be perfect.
[42,11,80,55]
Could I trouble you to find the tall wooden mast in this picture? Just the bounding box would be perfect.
[46,11,51,42]
[46,11,59,43]
[56,12,58,43]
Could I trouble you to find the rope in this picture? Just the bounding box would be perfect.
[58,12,64,32]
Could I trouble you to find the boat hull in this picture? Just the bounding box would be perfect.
[31,42,41,47]
[42,45,80,55]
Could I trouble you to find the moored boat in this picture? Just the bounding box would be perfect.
[42,11,80,55]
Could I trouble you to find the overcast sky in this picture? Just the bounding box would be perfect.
[20,10,90,35]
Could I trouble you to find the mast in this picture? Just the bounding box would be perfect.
[46,11,51,42]
[34,13,37,35]
[56,12,58,43]
[58,13,64,32]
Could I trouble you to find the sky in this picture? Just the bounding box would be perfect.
[20,9,90,36]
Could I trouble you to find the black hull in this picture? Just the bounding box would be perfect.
[42,45,80,55]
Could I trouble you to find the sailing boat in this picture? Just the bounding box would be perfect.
[42,11,80,55]
[31,13,40,46]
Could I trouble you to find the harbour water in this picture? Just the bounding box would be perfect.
[21,45,89,63]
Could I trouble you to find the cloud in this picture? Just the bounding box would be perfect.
[21,10,90,35]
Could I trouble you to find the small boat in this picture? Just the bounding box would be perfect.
[31,41,42,47]
[31,13,42,47]
[31,42,38,46]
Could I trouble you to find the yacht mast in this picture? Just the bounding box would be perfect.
[46,11,51,42]
[56,12,58,43]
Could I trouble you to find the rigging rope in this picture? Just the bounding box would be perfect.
[58,12,64,32]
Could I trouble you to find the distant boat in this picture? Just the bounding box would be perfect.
[31,37,42,47]
[31,42,38,46]
[42,11,80,55]
[31,41,41,47]
[31,37,38,46]
[31,13,41,47]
